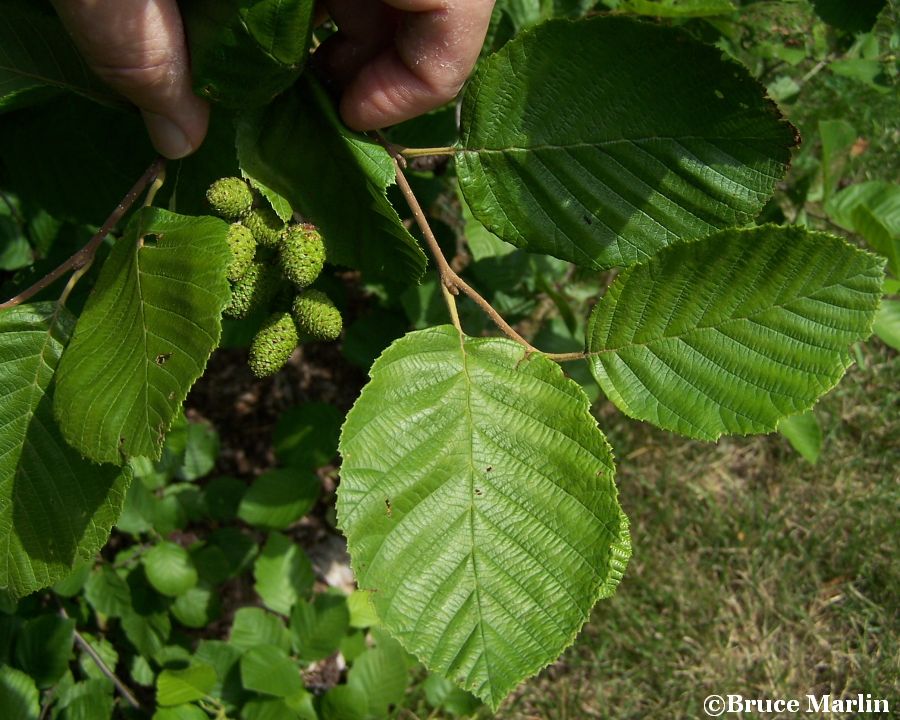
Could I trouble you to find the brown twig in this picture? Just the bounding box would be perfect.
[57,605,142,711]
[387,144,540,352]
[0,156,166,312]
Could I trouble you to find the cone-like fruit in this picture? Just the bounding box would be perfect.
[226,223,256,282]
[279,225,326,288]
[224,261,280,319]
[248,312,299,377]
[243,206,284,248]
[206,177,254,220]
[292,289,342,341]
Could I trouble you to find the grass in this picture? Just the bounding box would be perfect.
[487,339,898,719]
[392,339,897,719]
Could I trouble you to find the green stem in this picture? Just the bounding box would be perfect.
[399,145,457,159]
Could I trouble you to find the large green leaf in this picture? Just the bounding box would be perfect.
[586,226,885,440]
[54,208,230,464]
[0,303,129,599]
[182,0,314,108]
[457,17,798,270]
[0,95,154,224]
[0,0,119,112]
[237,76,427,282]
[337,326,629,708]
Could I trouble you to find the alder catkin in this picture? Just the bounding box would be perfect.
[224,261,280,319]
[248,312,299,377]
[242,206,284,248]
[206,177,254,220]
[225,223,256,282]
[279,225,326,288]
[292,289,342,341]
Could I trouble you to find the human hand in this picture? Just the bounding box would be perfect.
[52,0,495,159]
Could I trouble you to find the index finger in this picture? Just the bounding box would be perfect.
[338,0,495,131]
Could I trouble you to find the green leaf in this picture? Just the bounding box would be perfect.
[290,592,350,662]
[229,607,291,653]
[194,640,244,707]
[0,96,154,224]
[0,0,119,112]
[171,583,221,628]
[56,679,115,720]
[253,532,314,615]
[321,685,367,720]
[77,633,117,687]
[151,705,208,720]
[617,0,736,16]
[274,403,343,470]
[586,226,885,440]
[180,422,219,481]
[347,590,379,629]
[873,299,900,351]
[819,119,857,203]
[812,0,887,33]
[203,476,246,522]
[0,665,39,720]
[778,411,823,465]
[236,76,427,281]
[239,0,315,65]
[52,562,92,598]
[156,664,217,707]
[84,565,132,618]
[14,614,75,688]
[143,541,199,597]
[0,303,129,598]
[182,0,314,108]
[238,469,319,530]
[54,208,231,464]
[457,16,798,270]
[347,645,409,718]
[337,326,629,708]
[240,645,304,697]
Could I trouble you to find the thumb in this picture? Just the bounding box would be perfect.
[52,0,209,159]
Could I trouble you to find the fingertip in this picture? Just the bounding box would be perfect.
[143,98,209,159]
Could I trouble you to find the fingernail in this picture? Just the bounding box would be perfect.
[143,112,193,159]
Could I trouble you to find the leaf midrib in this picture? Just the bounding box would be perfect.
[456,135,787,155]
[457,331,496,704]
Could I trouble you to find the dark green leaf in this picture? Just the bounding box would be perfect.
[182,0,314,108]
[253,533,314,615]
[0,665,39,720]
[275,403,343,470]
[587,226,885,440]
[347,644,409,718]
[457,17,798,269]
[240,644,304,697]
[14,614,74,688]
[143,542,199,597]
[0,303,129,598]
[0,96,153,224]
[54,208,231,464]
[229,607,291,652]
[0,0,119,112]
[203,476,247,522]
[156,664,217,707]
[617,0,736,16]
[171,584,221,628]
[84,565,132,618]
[320,685,367,720]
[290,592,350,662]
[338,326,630,708]
[236,76,427,281]
[238,469,320,530]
